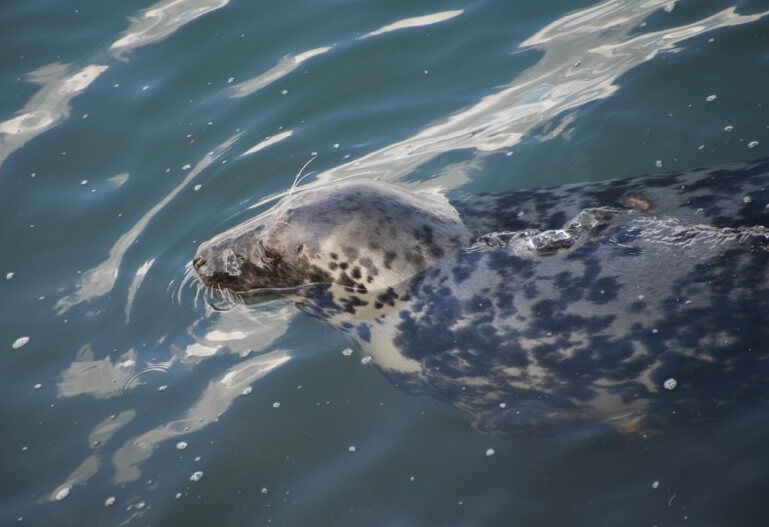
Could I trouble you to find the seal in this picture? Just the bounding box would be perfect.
[194,158,769,432]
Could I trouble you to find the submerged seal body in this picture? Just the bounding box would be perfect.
[194,159,769,432]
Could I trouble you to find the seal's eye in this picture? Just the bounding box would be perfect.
[193,257,206,271]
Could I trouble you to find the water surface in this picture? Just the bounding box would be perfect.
[1,0,769,525]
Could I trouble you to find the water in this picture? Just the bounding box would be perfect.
[1,0,768,525]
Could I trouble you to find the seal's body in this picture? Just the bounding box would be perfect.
[194,159,769,431]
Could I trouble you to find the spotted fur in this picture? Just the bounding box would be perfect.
[194,158,769,432]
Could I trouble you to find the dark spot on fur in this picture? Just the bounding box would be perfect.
[337,272,355,288]
[358,256,378,276]
[376,287,399,307]
[405,251,426,267]
[341,295,368,314]
[384,251,397,269]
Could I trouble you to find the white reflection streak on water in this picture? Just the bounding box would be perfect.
[111,350,291,484]
[43,411,135,503]
[110,0,230,59]
[57,345,137,399]
[229,47,333,98]
[0,0,230,171]
[241,129,294,157]
[228,8,464,98]
[0,63,108,168]
[125,258,155,322]
[54,133,240,314]
[358,9,464,39]
[311,1,768,186]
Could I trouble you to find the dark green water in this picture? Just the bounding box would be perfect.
[2,0,769,525]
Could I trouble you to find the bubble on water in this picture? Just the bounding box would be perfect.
[409,476,415,482]
[499,402,507,409]
[724,125,734,132]
[12,336,29,349]
[348,445,356,452]
[55,487,70,501]
[242,386,252,395]
[341,348,353,356]
[189,471,204,482]
[485,448,495,457]
[176,441,188,450]
[652,328,659,334]
[651,481,660,489]
[748,141,759,149]
[663,378,677,390]
[424,69,429,75]
[6,272,13,280]
[193,184,202,191]
[655,160,662,168]
[705,94,717,102]
[360,355,372,365]
[105,496,116,507]
[272,401,280,408]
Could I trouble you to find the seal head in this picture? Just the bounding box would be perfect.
[193,180,471,293]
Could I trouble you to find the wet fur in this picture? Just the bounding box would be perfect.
[194,158,769,432]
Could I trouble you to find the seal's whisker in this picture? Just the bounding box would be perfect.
[271,156,317,228]
[173,262,198,306]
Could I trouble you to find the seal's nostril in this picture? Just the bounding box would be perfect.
[193,257,207,271]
